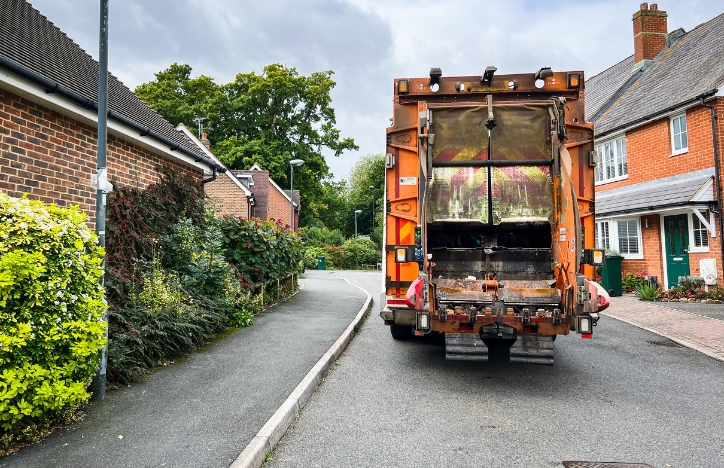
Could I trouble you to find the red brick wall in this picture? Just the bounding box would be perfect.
[268,184,294,229]
[598,98,724,285]
[0,88,203,227]
[598,106,715,192]
[205,173,249,218]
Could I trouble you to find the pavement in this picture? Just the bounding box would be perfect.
[0,270,372,468]
[603,294,724,362]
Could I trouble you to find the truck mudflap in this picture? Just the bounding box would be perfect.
[445,334,555,365]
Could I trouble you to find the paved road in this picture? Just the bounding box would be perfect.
[268,272,724,468]
[1,271,367,468]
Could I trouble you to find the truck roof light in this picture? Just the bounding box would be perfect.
[568,73,581,88]
[398,79,409,94]
[481,66,497,85]
[429,67,442,86]
[535,67,553,80]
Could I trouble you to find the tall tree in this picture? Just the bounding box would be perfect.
[346,153,385,240]
[135,63,358,217]
[135,63,222,132]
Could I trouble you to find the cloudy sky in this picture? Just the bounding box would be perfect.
[26,0,723,180]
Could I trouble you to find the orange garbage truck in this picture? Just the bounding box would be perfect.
[380,67,608,364]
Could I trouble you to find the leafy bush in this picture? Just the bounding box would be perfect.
[105,165,206,301]
[302,226,345,248]
[0,194,106,441]
[678,276,705,291]
[634,280,660,301]
[303,246,327,269]
[341,238,381,268]
[622,271,648,291]
[219,217,303,284]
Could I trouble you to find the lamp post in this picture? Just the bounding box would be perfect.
[354,209,362,269]
[289,159,304,231]
[369,185,375,232]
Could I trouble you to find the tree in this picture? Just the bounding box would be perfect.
[346,153,385,242]
[135,63,222,131]
[135,63,358,217]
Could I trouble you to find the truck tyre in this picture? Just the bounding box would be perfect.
[390,324,414,340]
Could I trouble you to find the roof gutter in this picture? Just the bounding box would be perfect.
[597,200,713,218]
[0,55,225,175]
[596,88,718,139]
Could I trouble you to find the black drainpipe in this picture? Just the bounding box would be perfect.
[700,94,724,281]
[201,165,218,189]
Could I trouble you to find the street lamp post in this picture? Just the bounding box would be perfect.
[289,159,304,231]
[369,185,375,232]
[354,209,362,269]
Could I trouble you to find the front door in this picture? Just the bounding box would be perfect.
[664,214,690,287]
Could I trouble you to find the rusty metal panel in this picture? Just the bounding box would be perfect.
[435,278,495,304]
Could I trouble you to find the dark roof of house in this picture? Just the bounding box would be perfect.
[589,12,724,136]
[0,0,220,170]
[596,168,714,216]
[585,55,636,122]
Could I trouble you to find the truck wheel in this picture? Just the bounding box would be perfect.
[390,324,414,340]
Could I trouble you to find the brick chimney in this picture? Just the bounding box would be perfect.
[633,3,668,69]
[200,132,211,150]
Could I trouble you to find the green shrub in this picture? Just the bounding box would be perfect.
[678,276,705,291]
[342,238,381,268]
[634,280,660,301]
[219,217,303,284]
[0,193,106,440]
[302,226,345,248]
[303,246,327,269]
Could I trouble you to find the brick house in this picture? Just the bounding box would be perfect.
[587,3,724,289]
[0,0,224,228]
[176,124,254,218]
[232,164,300,230]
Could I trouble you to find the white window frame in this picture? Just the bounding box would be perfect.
[670,113,688,156]
[595,136,628,185]
[688,209,712,253]
[596,218,643,259]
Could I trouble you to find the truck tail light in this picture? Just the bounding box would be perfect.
[396,248,406,262]
[577,315,592,334]
[568,73,581,88]
[398,79,409,94]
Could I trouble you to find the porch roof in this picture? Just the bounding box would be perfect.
[596,169,715,217]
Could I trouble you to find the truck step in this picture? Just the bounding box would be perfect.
[445,333,489,361]
[510,335,555,366]
[444,334,555,365]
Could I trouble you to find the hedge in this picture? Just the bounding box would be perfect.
[0,193,106,442]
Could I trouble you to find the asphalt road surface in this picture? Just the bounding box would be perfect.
[268,271,724,468]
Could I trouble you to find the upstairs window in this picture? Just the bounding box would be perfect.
[595,136,627,184]
[671,113,688,155]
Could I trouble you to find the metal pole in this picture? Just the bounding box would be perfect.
[290,163,294,231]
[354,210,362,269]
[91,0,109,401]
[370,185,375,232]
